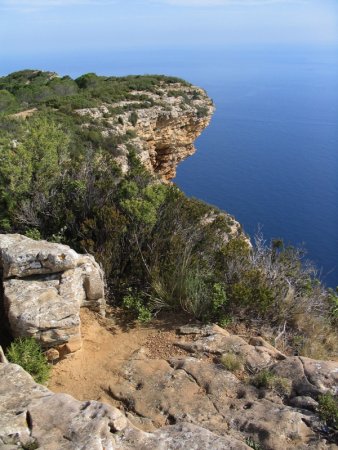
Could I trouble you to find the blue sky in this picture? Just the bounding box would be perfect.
[0,0,337,58]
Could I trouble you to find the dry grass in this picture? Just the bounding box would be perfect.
[220,352,244,372]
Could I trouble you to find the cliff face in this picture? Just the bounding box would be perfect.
[76,83,214,180]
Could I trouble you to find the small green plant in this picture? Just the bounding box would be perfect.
[218,315,232,328]
[220,353,243,372]
[6,337,50,384]
[50,226,67,243]
[318,393,338,430]
[129,111,138,126]
[245,437,263,450]
[327,287,338,322]
[24,228,41,240]
[196,105,209,118]
[22,440,39,450]
[122,289,152,323]
[251,370,291,397]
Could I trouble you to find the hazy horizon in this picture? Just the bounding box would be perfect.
[1,0,337,63]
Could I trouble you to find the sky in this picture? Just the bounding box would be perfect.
[0,0,337,65]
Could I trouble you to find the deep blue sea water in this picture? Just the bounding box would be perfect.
[2,46,338,286]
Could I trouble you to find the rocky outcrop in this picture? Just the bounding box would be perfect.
[0,357,249,450]
[108,325,338,449]
[1,319,338,449]
[76,83,214,180]
[0,234,105,354]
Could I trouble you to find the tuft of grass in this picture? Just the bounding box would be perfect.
[318,393,338,430]
[251,369,292,398]
[220,353,243,372]
[245,437,263,450]
[6,337,51,384]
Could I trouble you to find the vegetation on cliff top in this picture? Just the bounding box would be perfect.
[0,70,337,359]
[0,69,191,114]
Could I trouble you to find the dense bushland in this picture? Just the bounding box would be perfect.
[0,70,190,114]
[0,71,337,359]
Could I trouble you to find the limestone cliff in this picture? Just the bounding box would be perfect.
[75,83,214,180]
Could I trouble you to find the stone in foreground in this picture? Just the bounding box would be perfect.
[0,359,249,450]
[0,234,105,353]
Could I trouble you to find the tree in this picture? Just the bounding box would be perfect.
[23,116,70,193]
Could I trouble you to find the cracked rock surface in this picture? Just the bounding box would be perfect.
[0,359,249,450]
[1,315,338,449]
[107,324,338,449]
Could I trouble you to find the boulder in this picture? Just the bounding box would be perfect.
[273,356,338,397]
[176,324,285,372]
[0,234,105,352]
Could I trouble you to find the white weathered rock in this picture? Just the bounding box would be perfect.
[0,234,79,278]
[0,234,105,352]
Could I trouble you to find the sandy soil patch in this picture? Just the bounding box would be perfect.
[49,308,190,406]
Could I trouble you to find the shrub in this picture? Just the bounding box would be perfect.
[6,337,50,384]
[318,393,338,430]
[196,105,209,118]
[245,438,263,450]
[251,369,292,397]
[327,287,338,324]
[220,353,243,372]
[129,111,138,126]
[122,289,152,323]
[24,228,41,240]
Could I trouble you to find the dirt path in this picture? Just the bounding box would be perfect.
[49,308,189,406]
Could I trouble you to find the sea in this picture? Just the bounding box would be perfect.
[2,45,338,287]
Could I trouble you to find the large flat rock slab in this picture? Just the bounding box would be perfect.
[0,234,79,278]
[0,360,248,450]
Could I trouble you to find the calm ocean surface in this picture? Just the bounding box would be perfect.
[2,46,338,286]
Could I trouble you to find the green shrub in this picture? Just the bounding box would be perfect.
[24,228,41,240]
[122,289,152,323]
[6,337,50,384]
[220,353,243,372]
[129,111,138,126]
[245,437,263,450]
[251,370,291,397]
[196,105,209,118]
[327,287,338,323]
[318,393,338,429]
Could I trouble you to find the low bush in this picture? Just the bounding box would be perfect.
[245,438,263,450]
[220,353,243,372]
[129,111,138,126]
[122,289,152,323]
[6,337,50,384]
[318,393,338,430]
[251,369,292,397]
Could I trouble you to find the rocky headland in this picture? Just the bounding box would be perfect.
[0,70,337,449]
[75,83,214,180]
